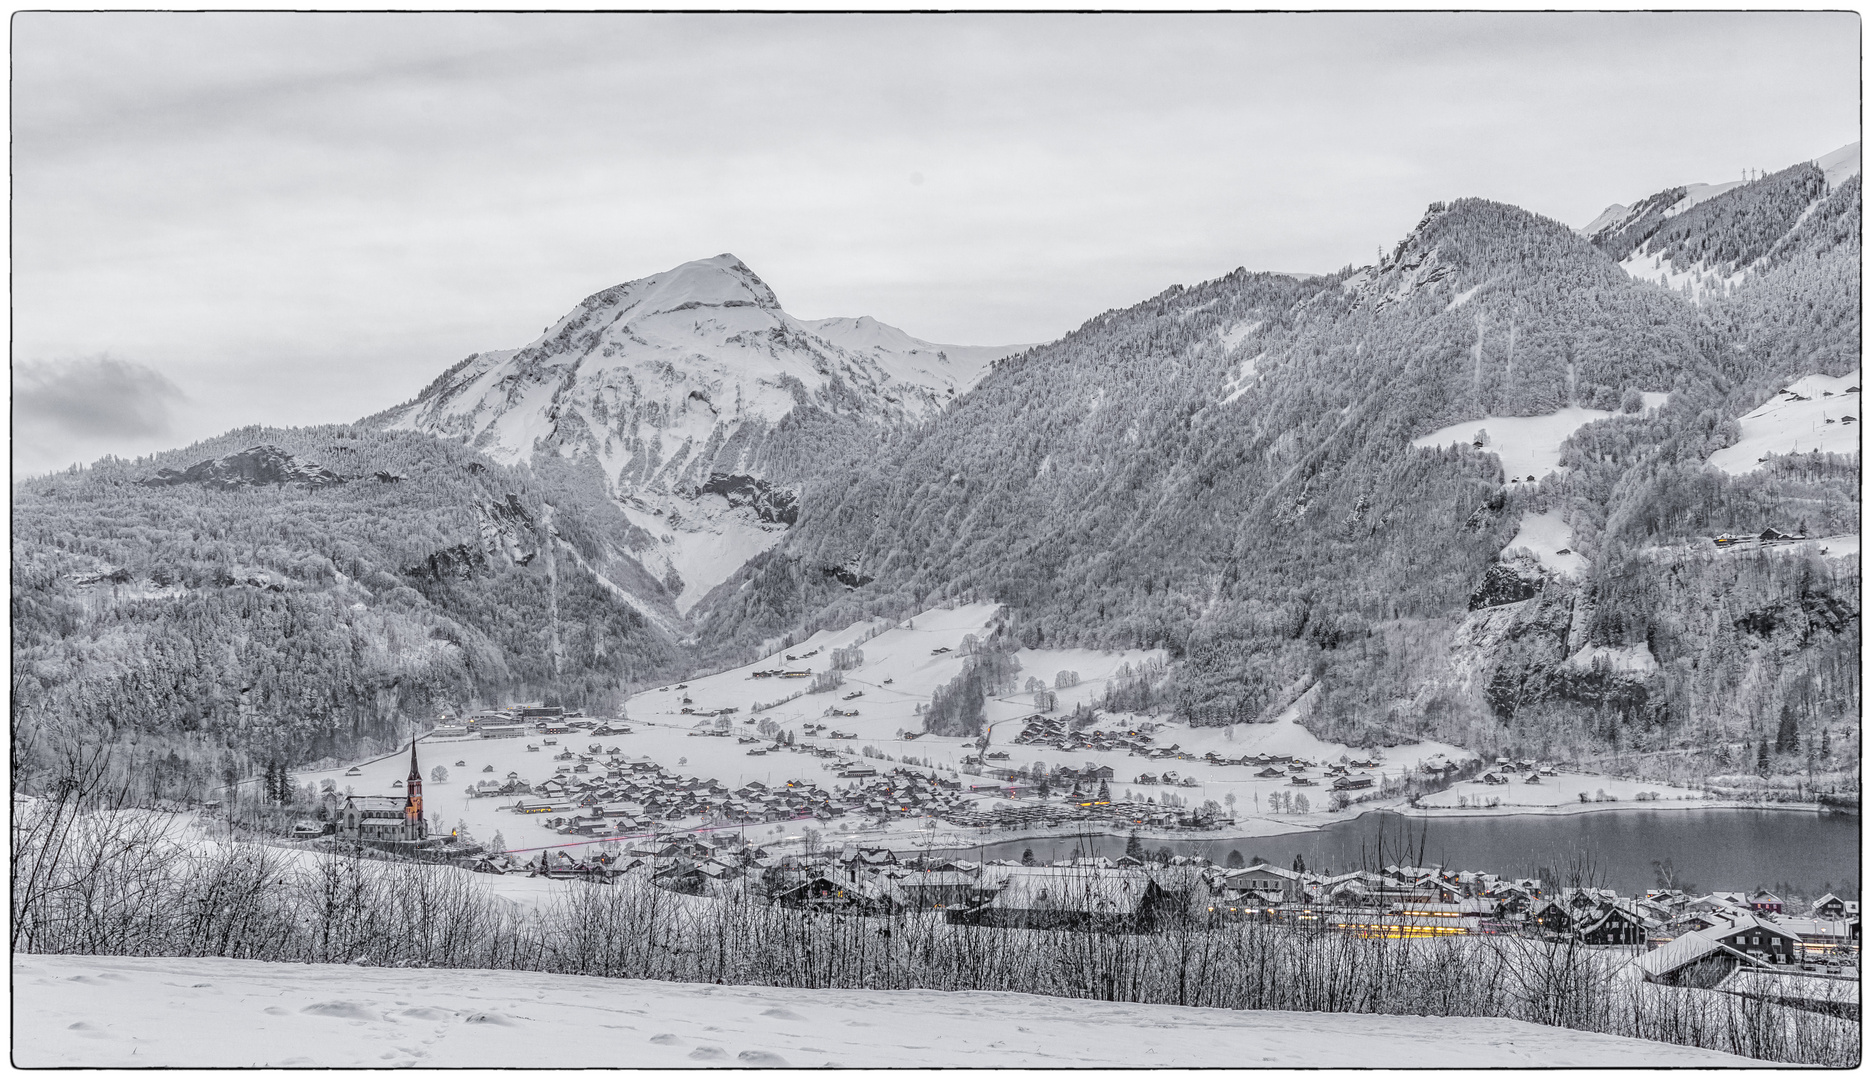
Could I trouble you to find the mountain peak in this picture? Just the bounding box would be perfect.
[376,256,1028,616]
[557,253,783,333]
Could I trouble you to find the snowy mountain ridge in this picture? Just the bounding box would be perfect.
[373,254,1025,614]
[1577,140,1860,239]
[1578,141,1859,302]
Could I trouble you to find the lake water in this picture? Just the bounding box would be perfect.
[938,809,1861,897]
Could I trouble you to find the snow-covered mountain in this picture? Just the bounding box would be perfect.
[373,255,1025,614]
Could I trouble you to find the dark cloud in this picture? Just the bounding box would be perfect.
[14,356,186,440]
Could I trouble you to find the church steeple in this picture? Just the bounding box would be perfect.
[405,739,425,837]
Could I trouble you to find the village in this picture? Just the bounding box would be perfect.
[302,601,1717,863]
[287,698,1862,1023]
[497,828,1859,1017]
[308,700,1439,855]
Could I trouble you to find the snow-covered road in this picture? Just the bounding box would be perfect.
[15,954,1757,1067]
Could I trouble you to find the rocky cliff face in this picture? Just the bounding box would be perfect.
[140,444,345,490]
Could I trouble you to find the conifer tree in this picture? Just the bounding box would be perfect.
[1774,704,1799,754]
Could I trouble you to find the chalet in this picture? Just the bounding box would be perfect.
[1529,898,1576,935]
[840,846,899,868]
[947,867,1170,933]
[1221,864,1304,904]
[1703,913,1803,965]
[775,872,903,915]
[1811,893,1859,919]
[1576,903,1647,945]
[1749,890,1784,914]
[1331,776,1375,791]
[1633,932,1762,988]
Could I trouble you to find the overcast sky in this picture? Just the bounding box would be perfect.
[12,11,1860,477]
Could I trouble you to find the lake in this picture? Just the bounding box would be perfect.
[937,808,1861,897]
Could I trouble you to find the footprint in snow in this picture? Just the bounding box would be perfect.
[397,1007,453,1021]
[687,1047,728,1060]
[301,1001,379,1022]
[649,1034,683,1045]
[464,1012,518,1026]
[738,1050,789,1066]
[760,1008,803,1021]
[263,1007,290,1016]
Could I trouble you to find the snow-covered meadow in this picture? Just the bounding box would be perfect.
[1410,770,1701,813]
[1412,406,1622,483]
[13,953,1760,1068]
[1707,370,1861,474]
[304,602,1503,855]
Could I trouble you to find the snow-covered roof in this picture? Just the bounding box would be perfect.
[987,867,1156,913]
[1632,933,1756,980]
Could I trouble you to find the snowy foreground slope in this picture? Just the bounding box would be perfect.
[14,954,1756,1068]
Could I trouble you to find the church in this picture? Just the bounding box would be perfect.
[336,741,428,843]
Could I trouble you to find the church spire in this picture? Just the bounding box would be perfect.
[405,739,425,837]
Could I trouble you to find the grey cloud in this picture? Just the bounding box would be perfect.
[14,356,186,440]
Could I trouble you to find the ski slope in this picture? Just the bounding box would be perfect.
[1706,371,1861,474]
[13,954,1758,1068]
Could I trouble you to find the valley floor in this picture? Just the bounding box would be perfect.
[14,953,1758,1068]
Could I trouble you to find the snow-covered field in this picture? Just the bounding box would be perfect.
[1502,509,1587,578]
[13,954,1758,1067]
[1412,406,1617,482]
[304,599,1730,856]
[1707,371,1861,474]
[305,603,1185,853]
[1412,770,1701,813]
[306,603,1488,852]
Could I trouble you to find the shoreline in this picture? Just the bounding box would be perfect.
[1390,798,1825,821]
[914,796,1829,857]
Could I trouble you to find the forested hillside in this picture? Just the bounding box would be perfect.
[695,186,1860,779]
[11,427,686,797]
